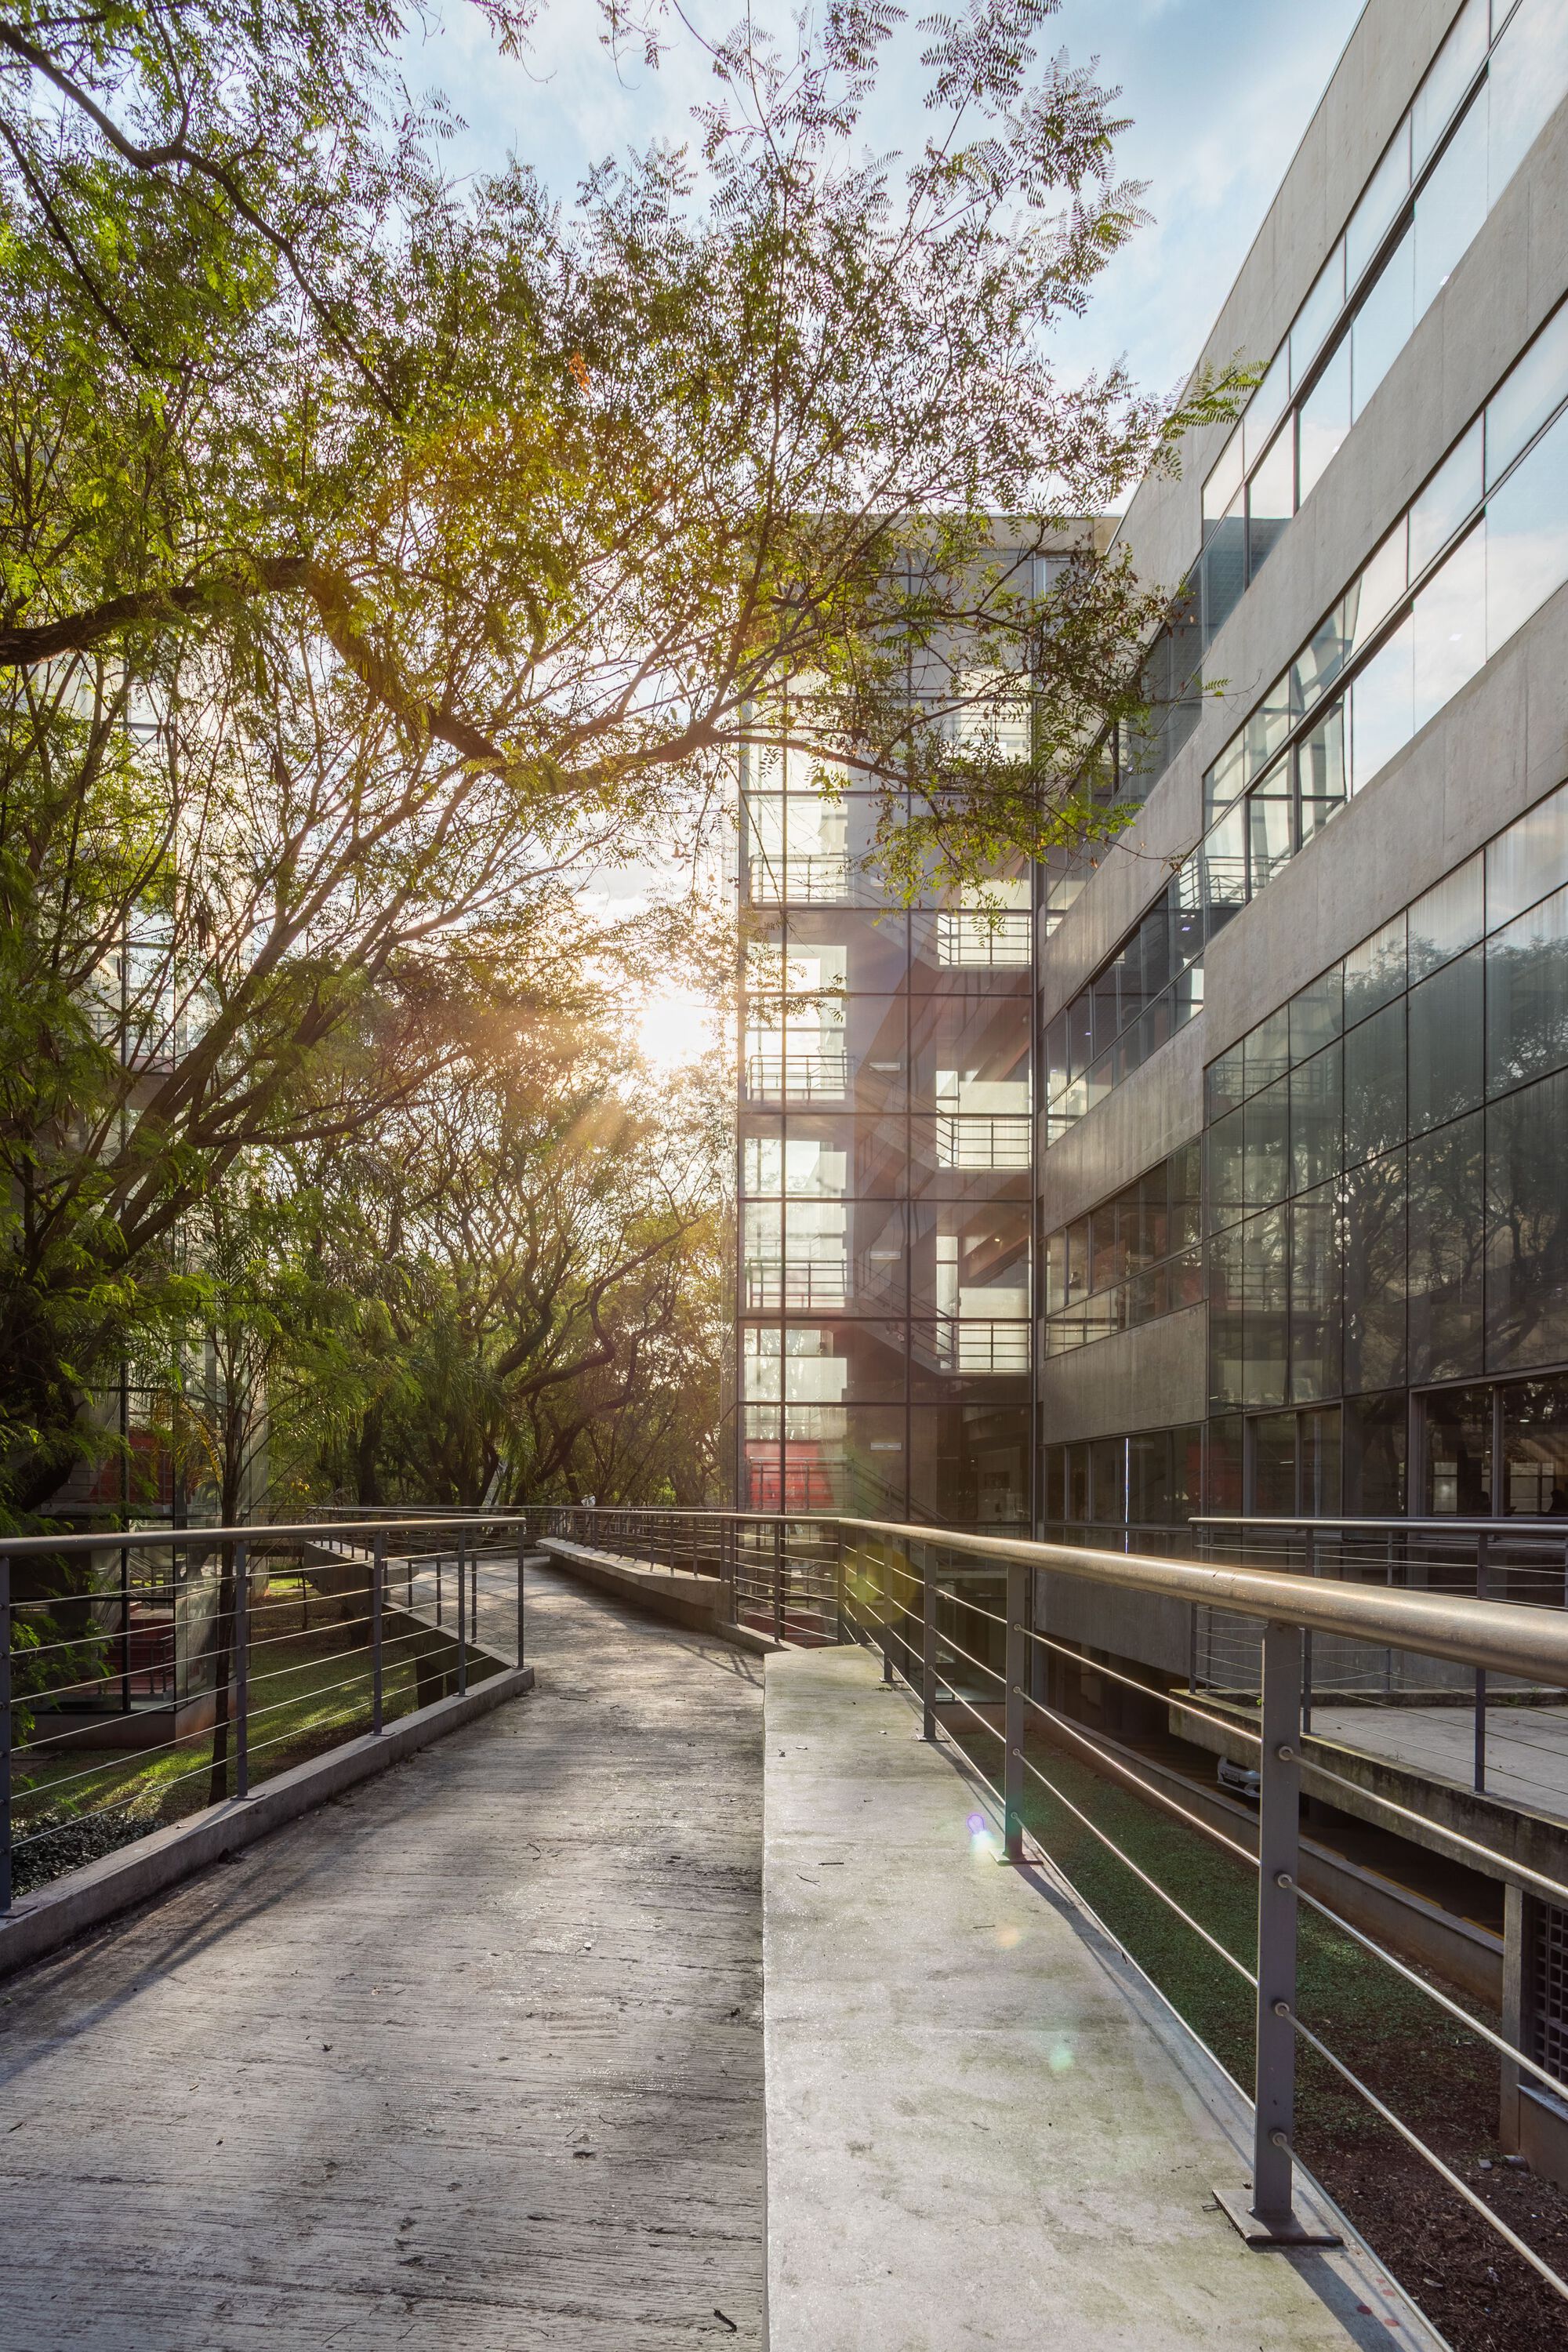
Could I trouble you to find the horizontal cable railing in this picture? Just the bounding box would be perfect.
[822,1513,1568,2289]
[1193,1511,1568,1792]
[2,1512,531,1912]
[11,1494,1568,2299]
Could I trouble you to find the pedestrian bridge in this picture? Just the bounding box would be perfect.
[2,1512,1562,2347]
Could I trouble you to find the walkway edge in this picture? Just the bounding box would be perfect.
[0,1662,534,1980]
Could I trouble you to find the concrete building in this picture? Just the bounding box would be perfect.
[1040,0,1568,1584]
[735,0,1568,1558]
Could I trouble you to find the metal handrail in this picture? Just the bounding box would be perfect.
[834,1521,1568,2288]
[838,1516,1568,1686]
[1196,1512,1568,1536]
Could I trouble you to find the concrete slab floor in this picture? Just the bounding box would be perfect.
[1311,1701,1568,1824]
[764,1644,1447,2352]
[0,1565,765,2351]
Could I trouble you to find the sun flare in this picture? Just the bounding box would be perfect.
[635,988,719,1076]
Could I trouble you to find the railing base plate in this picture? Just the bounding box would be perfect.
[1211,2183,1341,2250]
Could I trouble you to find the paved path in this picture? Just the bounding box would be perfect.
[764,1645,1444,2352]
[0,1565,765,2351]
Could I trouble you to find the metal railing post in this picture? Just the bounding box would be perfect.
[1301,1527,1315,1738]
[1004,1560,1026,1863]
[1474,1530,1489,1794]
[1218,1615,1334,2247]
[372,1530,385,1733]
[920,1544,937,1740]
[0,1553,11,1914]
[456,1527,468,1697]
[234,1542,249,1800]
[516,1522,528,1669]
[435,1548,443,1628]
[834,1523,846,1645]
[773,1518,785,1644]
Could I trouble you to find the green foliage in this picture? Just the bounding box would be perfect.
[0,0,1244,1501]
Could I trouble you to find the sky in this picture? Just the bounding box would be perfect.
[397,0,1369,1069]
[403,0,1367,408]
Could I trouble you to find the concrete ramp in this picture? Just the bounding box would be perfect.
[763,1644,1443,2352]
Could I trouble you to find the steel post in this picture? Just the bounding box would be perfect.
[456,1528,468,1697]
[234,1542,249,1800]
[920,1545,937,1741]
[1301,1528,1315,1737]
[372,1530,386,1733]
[1004,1561,1026,1863]
[773,1519,785,1645]
[1214,1617,1335,2248]
[1474,1531,1489,1794]
[516,1523,528,1669]
[0,1555,11,1913]
[834,1523,846,1646]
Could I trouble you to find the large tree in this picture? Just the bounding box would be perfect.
[0,0,1236,1507]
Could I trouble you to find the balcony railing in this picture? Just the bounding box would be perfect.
[747,854,854,904]
[743,1051,849,1102]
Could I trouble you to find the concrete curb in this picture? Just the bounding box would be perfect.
[0,1661,534,1981]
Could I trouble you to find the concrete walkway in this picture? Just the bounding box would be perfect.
[764,1645,1444,2352]
[0,1565,765,2350]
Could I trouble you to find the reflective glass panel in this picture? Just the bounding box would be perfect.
[1244,1007,1290,1094]
[1207,1105,1247,1231]
[1290,1040,1343,1194]
[1486,879,1568,1092]
[1290,1182,1343,1403]
[1203,428,1244,530]
[1291,245,1345,389]
[1242,1208,1289,1409]
[1487,0,1568,198]
[1248,784,1294,893]
[1243,1074,1290,1210]
[1408,852,1486,975]
[1412,523,1487,733]
[1298,706,1349,843]
[1486,779,1568,927]
[1342,1147,1407,1392]
[1407,1110,1486,1381]
[1352,223,1416,419]
[1298,338,1352,503]
[1243,347,1292,470]
[1290,969,1345,1062]
[1345,996,1407,1165]
[1347,116,1412,287]
[1485,403,1568,656]
[1409,944,1486,1134]
[1410,420,1484,576]
[1345,912,1407,1022]
[1247,426,1295,581]
[1424,1381,1493,1514]
[1411,0,1487,172]
[1347,522,1410,652]
[1486,1062,1568,1371]
[1350,613,1414,788]
[1501,1376,1568,1514]
[1345,1388,1407,1513]
[1486,298,1568,485]
[1412,90,1488,315]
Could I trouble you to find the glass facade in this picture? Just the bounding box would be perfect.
[1198,0,1568,645]
[737,721,1034,1530]
[1040,1422,1204,1552]
[1043,1145,1203,1354]
[1051,292,1568,1146]
[1203,777,1568,1514]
